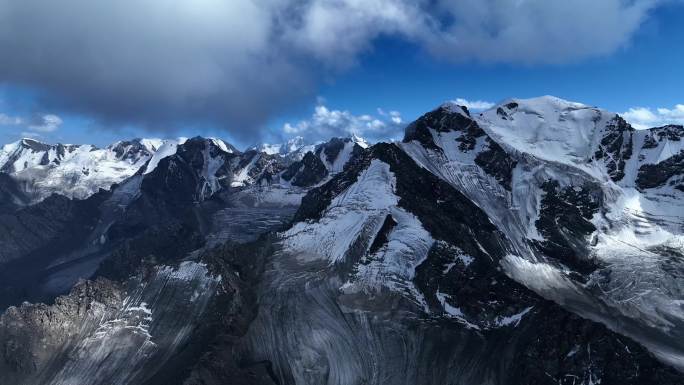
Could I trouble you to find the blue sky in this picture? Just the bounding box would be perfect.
[0,0,683,149]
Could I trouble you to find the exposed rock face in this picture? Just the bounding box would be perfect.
[636,149,684,190]
[474,136,517,190]
[533,180,602,274]
[404,103,484,152]
[282,151,329,187]
[1,97,684,385]
[0,262,226,385]
[107,139,158,164]
[0,279,125,384]
[402,102,517,192]
[593,115,634,182]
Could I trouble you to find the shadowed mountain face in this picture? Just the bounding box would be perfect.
[1,97,683,385]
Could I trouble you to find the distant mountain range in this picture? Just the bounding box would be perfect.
[0,96,683,385]
[0,133,365,206]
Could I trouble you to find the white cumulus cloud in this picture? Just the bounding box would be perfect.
[283,104,405,142]
[622,104,684,130]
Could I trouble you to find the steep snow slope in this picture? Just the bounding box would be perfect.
[283,159,433,303]
[398,96,684,370]
[478,97,611,170]
[142,137,187,174]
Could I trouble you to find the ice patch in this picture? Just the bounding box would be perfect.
[494,306,533,327]
[501,254,577,294]
[436,290,480,330]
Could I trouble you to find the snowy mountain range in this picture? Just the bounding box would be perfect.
[0,96,683,385]
[0,134,368,208]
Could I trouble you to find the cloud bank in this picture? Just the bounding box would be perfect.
[0,0,663,141]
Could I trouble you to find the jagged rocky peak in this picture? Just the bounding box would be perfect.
[177,136,238,157]
[251,136,318,166]
[107,138,161,164]
[648,124,684,142]
[470,96,644,185]
[287,134,365,173]
[10,138,80,156]
[244,135,370,189]
[16,137,53,152]
[281,151,329,187]
[254,135,310,156]
[403,101,484,150]
[230,148,288,188]
[0,137,171,204]
[141,136,241,202]
[348,133,370,148]
[253,134,369,168]
[95,136,236,176]
[0,138,81,173]
[632,124,684,191]
[312,135,366,172]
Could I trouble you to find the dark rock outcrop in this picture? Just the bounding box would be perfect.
[636,150,684,191]
[282,151,328,187]
[404,104,485,152]
[533,181,601,274]
[593,116,634,182]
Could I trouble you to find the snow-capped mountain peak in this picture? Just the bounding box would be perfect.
[253,136,315,158]
[208,137,237,154]
[476,96,622,170]
[349,133,369,148]
[0,137,190,203]
[254,134,369,158]
[0,138,82,174]
[106,138,161,165]
[440,101,472,117]
[471,95,684,188]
